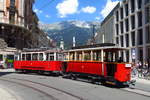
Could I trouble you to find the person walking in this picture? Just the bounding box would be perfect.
[137,61,143,78]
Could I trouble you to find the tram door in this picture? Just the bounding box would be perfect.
[105,51,117,77]
[106,63,117,77]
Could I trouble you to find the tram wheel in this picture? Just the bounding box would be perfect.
[38,70,44,75]
[100,79,106,85]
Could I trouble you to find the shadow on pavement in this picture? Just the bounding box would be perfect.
[63,77,127,88]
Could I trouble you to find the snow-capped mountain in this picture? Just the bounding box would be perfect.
[39,20,100,49]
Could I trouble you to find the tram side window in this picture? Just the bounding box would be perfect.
[26,54,31,61]
[104,52,116,62]
[96,52,101,61]
[46,53,54,61]
[46,54,48,61]
[49,53,54,61]
[0,54,3,61]
[32,53,38,61]
[22,54,25,60]
[57,53,63,61]
[39,53,43,61]
[84,53,91,61]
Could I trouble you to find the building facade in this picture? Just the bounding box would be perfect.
[95,4,119,44]
[95,0,150,63]
[0,0,51,49]
[114,0,150,62]
[0,0,25,26]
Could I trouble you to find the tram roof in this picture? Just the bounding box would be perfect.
[66,46,128,52]
[21,48,62,53]
[71,43,115,49]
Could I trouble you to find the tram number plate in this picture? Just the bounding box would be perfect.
[125,64,131,67]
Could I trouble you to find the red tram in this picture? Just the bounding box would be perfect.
[13,44,134,86]
[14,48,64,75]
[62,44,133,86]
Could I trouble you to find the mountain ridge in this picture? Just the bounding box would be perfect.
[39,20,100,49]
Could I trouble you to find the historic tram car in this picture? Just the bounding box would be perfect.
[63,43,132,86]
[14,48,64,75]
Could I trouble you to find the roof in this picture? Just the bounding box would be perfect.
[67,46,128,52]
[64,43,128,52]
[71,43,115,49]
[22,47,62,53]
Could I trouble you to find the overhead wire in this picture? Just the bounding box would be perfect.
[38,0,56,10]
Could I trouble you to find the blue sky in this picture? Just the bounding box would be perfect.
[33,0,120,24]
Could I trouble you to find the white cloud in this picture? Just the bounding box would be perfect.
[56,0,79,18]
[95,17,101,20]
[34,8,43,14]
[45,15,51,18]
[81,6,96,14]
[100,0,119,18]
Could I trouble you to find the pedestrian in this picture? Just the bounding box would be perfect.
[137,61,143,78]
[131,62,138,78]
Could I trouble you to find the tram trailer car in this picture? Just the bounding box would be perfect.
[63,44,133,86]
[14,49,64,75]
[64,61,131,86]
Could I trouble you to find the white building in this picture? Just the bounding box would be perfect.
[114,0,150,63]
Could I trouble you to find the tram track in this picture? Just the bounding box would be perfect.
[0,74,150,99]
[0,77,86,100]
[0,84,20,100]
[0,78,58,100]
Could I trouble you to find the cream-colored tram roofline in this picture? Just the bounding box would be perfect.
[20,49,63,61]
[64,46,128,61]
